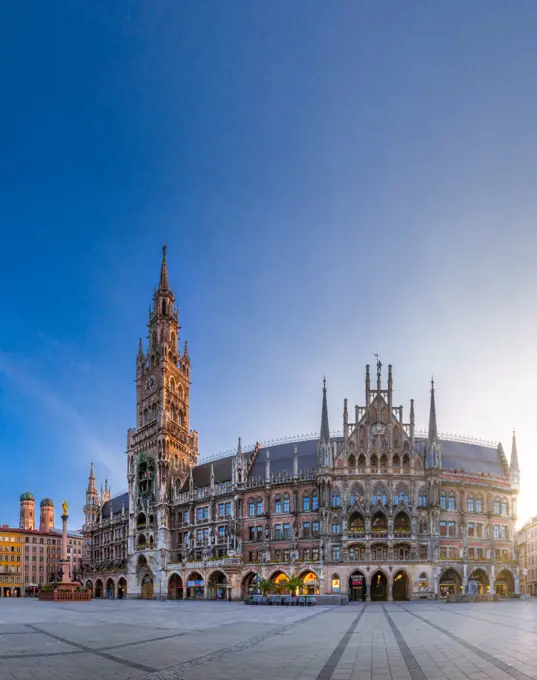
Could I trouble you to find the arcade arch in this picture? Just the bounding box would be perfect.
[392,570,409,601]
[168,573,183,600]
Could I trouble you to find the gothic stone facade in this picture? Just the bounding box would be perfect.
[82,248,520,601]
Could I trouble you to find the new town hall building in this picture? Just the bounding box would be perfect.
[81,248,521,601]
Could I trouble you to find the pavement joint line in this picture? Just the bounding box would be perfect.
[97,631,187,651]
[382,606,427,680]
[144,606,334,679]
[26,624,156,673]
[0,650,85,659]
[397,604,535,680]
[314,607,366,680]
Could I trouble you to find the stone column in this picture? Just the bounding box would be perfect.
[61,512,71,583]
[388,582,393,601]
[489,564,495,596]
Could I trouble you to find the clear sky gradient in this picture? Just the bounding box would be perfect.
[1,2,537,530]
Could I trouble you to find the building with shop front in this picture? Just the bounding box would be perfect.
[81,247,521,601]
[0,493,84,595]
[515,517,537,596]
[0,527,24,597]
[80,467,129,599]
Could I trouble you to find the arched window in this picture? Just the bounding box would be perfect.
[171,405,178,422]
[170,377,176,392]
[419,517,428,534]
[275,495,282,514]
[392,455,400,473]
[332,520,341,535]
[394,485,409,505]
[448,494,456,511]
[371,455,379,473]
[161,300,166,315]
[256,497,263,515]
[348,454,356,469]
[349,486,364,506]
[418,489,427,507]
[493,498,500,514]
[475,496,483,513]
[380,455,388,472]
[248,499,255,517]
[372,486,387,506]
[467,496,474,513]
[143,409,149,425]
[283,494,290,513]
[179,410,185,427]
[178,384,184,399]
[501,500,508,516]
[152,404,158,421]
[312,491,319,511]
[440,494,447,510]
[303,494,310,512]
[402,454,410,471]
[359,425,365,442]
[371,407,377,422]
[393,426,400,448]
[358,455,366,472]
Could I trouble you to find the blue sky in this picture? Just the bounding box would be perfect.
[1,1,537,529]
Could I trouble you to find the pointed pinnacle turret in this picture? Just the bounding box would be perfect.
[320,377,330,443]
[510,428,520,472]
[428,377,438,442]
[236,437,242,456]
[159,244,169,290]
[87,462,96,494]
[138,337,143,355]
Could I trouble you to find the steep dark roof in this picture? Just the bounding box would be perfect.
[194,436,505,488]
[248,439,321,478]
[192,456,234,487]
[415,438,505,477]
[101,493,129,519]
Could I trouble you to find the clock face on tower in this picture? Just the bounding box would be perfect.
[145,375,156,393]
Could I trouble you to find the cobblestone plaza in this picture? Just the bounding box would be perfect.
[1,600,537,680]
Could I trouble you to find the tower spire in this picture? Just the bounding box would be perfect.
[510,428,520,489]
[159,244,169,290]
[510,429,520,472]
[425,377,441,469]
[87,462,96,492]
[320,377,330,443]
[428,377,438,442]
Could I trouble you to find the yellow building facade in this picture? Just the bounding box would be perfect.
[0,527,24,597]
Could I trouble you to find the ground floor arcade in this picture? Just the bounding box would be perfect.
[85,561,519,600]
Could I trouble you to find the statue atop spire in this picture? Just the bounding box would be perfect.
[159,244,169,290]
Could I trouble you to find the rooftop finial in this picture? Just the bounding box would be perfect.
[159,244,169,290]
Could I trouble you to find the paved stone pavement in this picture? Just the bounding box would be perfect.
[1,600,537,680]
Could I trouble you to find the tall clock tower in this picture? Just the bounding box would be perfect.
[126,246,198,597]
